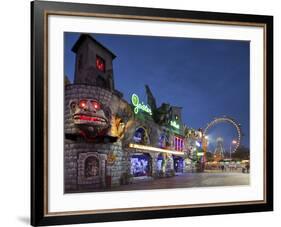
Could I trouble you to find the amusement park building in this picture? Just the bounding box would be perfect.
[64,34,205,193]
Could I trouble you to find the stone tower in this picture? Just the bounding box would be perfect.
[64,34,127,193]
[72,34,116,91]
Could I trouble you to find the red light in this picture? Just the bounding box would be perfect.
[79,100,87,109]
[92,101,100,110]
[78,115,103,122]
[96,56,105,72]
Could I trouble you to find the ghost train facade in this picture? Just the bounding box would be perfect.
[64,34,201,193]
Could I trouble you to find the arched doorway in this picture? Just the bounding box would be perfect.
[173,156,184,173]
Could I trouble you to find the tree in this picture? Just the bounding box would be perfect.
[232,146,250,160]
[206,151,214,162]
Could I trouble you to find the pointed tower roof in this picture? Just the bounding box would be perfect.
[72,34,116,59]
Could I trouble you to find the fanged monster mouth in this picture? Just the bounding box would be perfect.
[73,114,107,124]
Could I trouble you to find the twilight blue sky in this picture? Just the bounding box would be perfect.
[64,32,250,150]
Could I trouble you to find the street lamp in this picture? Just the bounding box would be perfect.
[229,140,237,159]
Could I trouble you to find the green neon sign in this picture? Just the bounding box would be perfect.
[170,120,180,129]
[131,93,152,115]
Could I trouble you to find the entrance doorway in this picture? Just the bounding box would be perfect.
[174,156,184,173]
[130,153,152,177]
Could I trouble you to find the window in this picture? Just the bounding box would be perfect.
[96,55,106,72]
[174,136,184,151]
[133,127,148,145]
[84,156,99,178]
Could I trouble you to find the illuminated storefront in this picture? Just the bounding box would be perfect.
[130,153,152,177]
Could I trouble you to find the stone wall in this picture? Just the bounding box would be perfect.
[64,83,132,192]
[122,118,163,148]
[105,141,129,187]
[64,140,128,192]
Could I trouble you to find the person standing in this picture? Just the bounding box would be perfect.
[246,163,250,173]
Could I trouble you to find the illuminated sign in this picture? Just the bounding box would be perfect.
[131,93,152,115]
[170,120,180,129]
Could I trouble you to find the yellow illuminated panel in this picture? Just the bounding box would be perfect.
[128,143,184,156]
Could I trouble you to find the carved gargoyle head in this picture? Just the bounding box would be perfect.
[69,99,111,138]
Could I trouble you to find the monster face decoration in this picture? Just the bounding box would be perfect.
[70,99,111,138]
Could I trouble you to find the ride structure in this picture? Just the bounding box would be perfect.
[203,116,242,155]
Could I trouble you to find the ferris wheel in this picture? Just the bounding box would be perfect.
[203,116,242,154]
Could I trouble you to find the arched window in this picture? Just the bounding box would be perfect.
[158,130,170,148]
[133,127,148,144]
[84,156,99,178]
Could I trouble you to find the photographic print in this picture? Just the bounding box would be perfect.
[64,32,250,193]
[31,1,273,225]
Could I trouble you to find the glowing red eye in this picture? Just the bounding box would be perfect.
[92,101,100,110]
[79,100,87,109]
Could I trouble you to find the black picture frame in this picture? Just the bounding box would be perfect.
[31,0,273,226]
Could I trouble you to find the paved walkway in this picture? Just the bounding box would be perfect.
[100,172,250,192]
